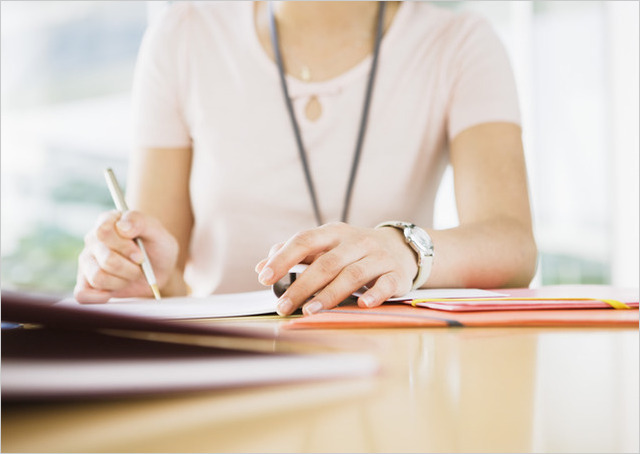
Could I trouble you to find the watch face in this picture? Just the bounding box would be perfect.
[408,227,433,255]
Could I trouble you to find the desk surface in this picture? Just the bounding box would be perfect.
[2,320,638,453]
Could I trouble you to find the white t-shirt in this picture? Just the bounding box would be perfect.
[132,1,521,295]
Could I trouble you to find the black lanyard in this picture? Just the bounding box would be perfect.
[268,2,386,226]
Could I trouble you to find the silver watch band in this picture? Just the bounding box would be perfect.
[376,221,434,291]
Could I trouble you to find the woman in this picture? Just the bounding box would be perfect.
[75,1,537,316]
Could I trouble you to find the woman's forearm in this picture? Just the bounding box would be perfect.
[427,217,537,289]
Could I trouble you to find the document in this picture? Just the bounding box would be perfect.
[57,290,280,320]
[381,288,507,302]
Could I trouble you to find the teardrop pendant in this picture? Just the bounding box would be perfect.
[305,96,322,122]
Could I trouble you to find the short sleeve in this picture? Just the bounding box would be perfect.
[447,17,521,140]
[131,3,192,149]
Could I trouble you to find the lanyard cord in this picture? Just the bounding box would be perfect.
[268,2,386,226]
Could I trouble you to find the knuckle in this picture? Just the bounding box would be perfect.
[324,221,346,231]
[318,286,339,305]
[355,234,377,252]
[88,269,109,288]
[291,230,315,250]
[268,242,284,257]
[95,222,113,242]
[122,210,144,230]
[344,263,367,284]
[380,273,400,293]
[102,251,123,273]
[281,283,311,307]
[78,249,94,271]
[316,253,342,275]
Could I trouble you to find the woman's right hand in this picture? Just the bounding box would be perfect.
[74,210,179,303]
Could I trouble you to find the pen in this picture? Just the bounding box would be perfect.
[104,168,161,300]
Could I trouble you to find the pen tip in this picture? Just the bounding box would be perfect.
[151,284,162,300]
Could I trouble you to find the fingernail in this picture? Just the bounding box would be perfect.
[361,294,377,308]
[130,251,144,264]
[258,267,274,285]
[276,297,294,316]
[303,300,323,316]
[117,220,132,232]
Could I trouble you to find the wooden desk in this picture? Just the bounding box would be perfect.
[2,322,638,453]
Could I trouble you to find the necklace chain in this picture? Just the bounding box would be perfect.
[276,36,370,82]
[268,2,386,225]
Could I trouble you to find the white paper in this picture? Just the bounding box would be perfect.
[385,288,508,301]
[59,290,279,320]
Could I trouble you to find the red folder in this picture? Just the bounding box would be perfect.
[404,285,639,311]
[285,286,639,329]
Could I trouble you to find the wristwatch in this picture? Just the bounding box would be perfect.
[376,221,434,290]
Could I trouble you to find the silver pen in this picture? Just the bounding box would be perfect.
[104,168,161,300]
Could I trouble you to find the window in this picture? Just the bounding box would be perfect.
[434,1,639,287]
[1,1,149,293]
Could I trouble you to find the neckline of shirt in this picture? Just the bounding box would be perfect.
[243,1,412,98]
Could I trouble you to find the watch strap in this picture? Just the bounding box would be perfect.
[375,221,434,291]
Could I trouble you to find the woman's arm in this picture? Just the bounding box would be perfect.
[126,146,194,296]
[426,121,537,288]
[257,122,537,316]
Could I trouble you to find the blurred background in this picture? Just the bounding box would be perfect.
[1,1,638,295]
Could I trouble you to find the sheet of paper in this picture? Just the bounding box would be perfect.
[57,290,279,320]
[352,288,508,301]
[387,288,508,301]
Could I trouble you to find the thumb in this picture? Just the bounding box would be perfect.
[116,210,172,248]
[115,210,151,239]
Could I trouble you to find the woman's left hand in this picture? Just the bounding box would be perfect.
[255,222,419,316]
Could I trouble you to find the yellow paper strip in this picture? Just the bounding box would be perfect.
[410,297,631,310]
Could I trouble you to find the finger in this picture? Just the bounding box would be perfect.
[87,214,142,263]
[74,284,112,304]
[357,271,405,308]
[259,225,341,286]
[79,249,135,291]
[255,258,268,274]
[275,245,366,315]
[255,242,285,274]
[300,256,392,315]
[74,265,112,303]
[94,210,122,228]
[268,242,285,258]
[91,241,144,280]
